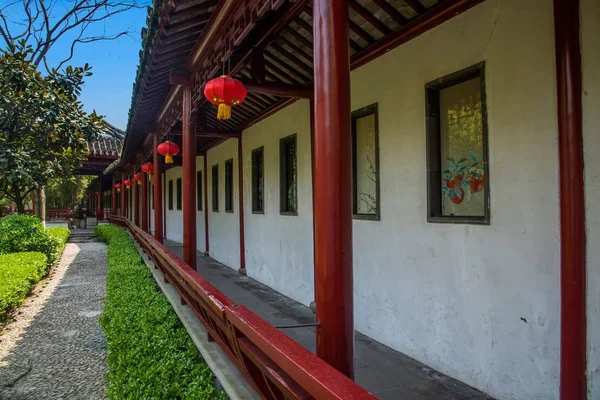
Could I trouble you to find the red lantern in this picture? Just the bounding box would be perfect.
[115,183,122,193]
[86,194,90,199]
[141,163,154,181]
[157,141,179,165]
[204,75,247,120]
[124,179,133,189]
[133,173,142,185]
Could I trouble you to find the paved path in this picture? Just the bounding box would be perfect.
[0,242,108,400]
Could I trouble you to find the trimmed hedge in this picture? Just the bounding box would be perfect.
[0,214,60,267]
[0,252,47,323]
[95,225,226,399]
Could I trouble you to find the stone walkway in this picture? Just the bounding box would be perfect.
[0,241,108,400]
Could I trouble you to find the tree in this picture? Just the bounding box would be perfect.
[0,0,144,71]
[45,175,94,209]
[0,44,104,212]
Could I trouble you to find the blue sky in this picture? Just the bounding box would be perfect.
[2,2,149,130]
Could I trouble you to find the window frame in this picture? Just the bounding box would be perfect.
[212,164,219,212]
[168,179,173,210]
[225,159,234,213]
[351,103,381,221]
[425,62,490,225]
[279,134,298,216]
[176,177,182,210]
[251,146,265,214]
[197,170,203,211]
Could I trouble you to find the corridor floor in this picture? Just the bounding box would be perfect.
[0,241,108,400]
[164,240,494,400]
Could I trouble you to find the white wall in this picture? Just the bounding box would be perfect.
[582,0,600,397]
[348,1,560,398]
[196,155,207,254]
[241,100,315,306]
[164,166,184,243]
[207,139,240,269]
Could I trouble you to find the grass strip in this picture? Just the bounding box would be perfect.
[95,224,227,399]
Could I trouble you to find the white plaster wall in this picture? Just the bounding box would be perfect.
[196,155,207,253]
[207,139,240,269]
[582,0,600,397]
[241,100,315,306]
[348,1,561,398]
[164,166,184,243]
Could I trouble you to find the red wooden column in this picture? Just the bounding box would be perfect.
[111,176,117,215]
[98,180,104,220]
[554,0,587,398]
[120,172,126,217]
[133,166,140,226]
[153,133,164,243]
[313,0,354,378]
[141,164,149,231]
[182,84,197,269]
[238,136,246,273]
[203,155,210,254]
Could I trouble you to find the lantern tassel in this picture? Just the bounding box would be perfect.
[148,174,152,181]
[165,154,173,164]
[117,189,121,193]
[137,181,141,185]
[217,103,232,120]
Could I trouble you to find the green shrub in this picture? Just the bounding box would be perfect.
[95,225,226,399]
[0,214,59,266]
[46,227,70,248]
[0,252,47,323]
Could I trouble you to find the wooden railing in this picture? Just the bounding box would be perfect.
[108,215,376,400]
[46,209,70,221]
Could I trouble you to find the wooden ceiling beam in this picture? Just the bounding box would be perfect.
[242,80,313,98]
[172,0,217,18]
[349,0,392,34]
[270,42,313,75]
[351,0,485,69]
[349,19,376,45]
[169,130,241,138]
[371,0,408,25]
[404,0,427,15]
[282,27,312,49]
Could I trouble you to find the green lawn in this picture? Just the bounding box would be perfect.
[95,225,227,400]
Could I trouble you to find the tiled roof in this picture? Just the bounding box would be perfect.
[87,123,124,157]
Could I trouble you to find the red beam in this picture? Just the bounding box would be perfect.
[242,80,313,98]
[554,0,586,398]
[182,84,197,269]
[313,0,353,378]
[351,0,485,70]
[153,133,164,243]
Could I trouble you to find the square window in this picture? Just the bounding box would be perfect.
[426,63,489,224]
[212,164,219,212]
[176,178,182,210]
[252,147,264,213]
[280,134,297,215]
[197,171,202,211]
[168,180,173,210]
[225,159,234,212]
[352,104,380,220]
